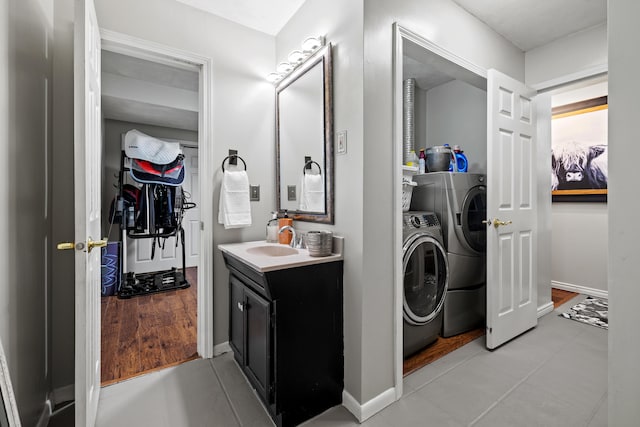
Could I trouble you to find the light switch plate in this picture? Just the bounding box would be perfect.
[337,130,347,155]
[287,185,297,201]
[250,185,260,201]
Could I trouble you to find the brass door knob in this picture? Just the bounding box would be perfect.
[56,242,76,250]
[87,239,108,252]
[57,238,107,252]
[493,219,512,228]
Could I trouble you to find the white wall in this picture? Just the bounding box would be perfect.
[0,0,53,423]
[550,81,608,294]
[608,2,640,424]
[425,79,487,174]
[101,119,198,241]
[275,0,365,403]
[362,0,524,405]
[525,24,607,90]
[51,0,276,390]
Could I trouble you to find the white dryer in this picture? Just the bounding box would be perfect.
[402,211,449,357]
[411,172,487,337]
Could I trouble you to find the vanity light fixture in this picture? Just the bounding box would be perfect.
[267,35,325,85]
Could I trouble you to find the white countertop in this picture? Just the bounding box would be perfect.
[218,238,344,273]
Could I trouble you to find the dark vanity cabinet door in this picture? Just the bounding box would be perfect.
[229,276,245,364]
[244,287,272,404]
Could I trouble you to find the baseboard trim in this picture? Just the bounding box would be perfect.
[537,301,555,318]
[551,281,608,299]
[36,398,52,427]
[52,384,74,406]
[213,341,232,357]
[342,387,396,422]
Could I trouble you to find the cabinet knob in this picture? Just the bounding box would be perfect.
[237,302,244,312]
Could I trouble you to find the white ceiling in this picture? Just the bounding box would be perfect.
[175,0,306,36]
[174,0,606,51]
[102,51,199,131]
[451,0,607,51]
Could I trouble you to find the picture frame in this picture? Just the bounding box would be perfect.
[0,338,21,427]
[551,96,608,202]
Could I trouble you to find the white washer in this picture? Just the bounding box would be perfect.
[411,172,487,337]
[402,211,449,357]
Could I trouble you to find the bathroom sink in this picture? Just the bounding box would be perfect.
[218,240,343,272]
[246,245,299,257]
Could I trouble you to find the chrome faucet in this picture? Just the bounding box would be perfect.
[278,225,297,248]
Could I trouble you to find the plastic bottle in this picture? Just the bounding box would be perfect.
[278,210,293,245]
[406,150,419,167]
[418,149,426,174]
[453,145,468,172]
[266,211,279,243]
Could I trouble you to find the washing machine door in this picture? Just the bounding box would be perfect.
[403,233,449,326]
[460,185,487,253]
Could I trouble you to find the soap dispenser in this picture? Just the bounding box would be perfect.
[278,210,294,245]
[266,211,279,243]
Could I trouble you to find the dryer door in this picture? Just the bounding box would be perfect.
[403,233,449,325]
[460,186,487,253]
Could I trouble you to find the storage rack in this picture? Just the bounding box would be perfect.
[116,150,190,299]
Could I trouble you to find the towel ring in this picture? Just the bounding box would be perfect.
[302,160,322,175]
[221,155,247,172]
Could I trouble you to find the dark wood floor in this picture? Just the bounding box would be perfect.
[101,267,198,386]
[551,287,579,308]
[404,288,580,376]
[403,327,485,376]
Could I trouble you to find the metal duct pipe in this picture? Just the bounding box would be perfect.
[403,78,416,164]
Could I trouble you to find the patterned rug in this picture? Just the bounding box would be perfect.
[560,296,608,330]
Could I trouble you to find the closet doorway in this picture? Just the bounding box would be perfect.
[98,32,214,385]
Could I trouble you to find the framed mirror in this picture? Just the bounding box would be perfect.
[0,339,20,427]
[276,43,334,224]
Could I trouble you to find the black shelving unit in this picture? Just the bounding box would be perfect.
[116,150,190,299]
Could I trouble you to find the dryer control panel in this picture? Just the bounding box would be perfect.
[404,211,440,229]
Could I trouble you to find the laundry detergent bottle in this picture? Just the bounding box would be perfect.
[453,145,468,172]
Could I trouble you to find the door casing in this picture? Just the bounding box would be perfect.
[100,29,216,359]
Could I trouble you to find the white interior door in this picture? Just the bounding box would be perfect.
[73,0,102,424]
[181,146,200,268]
[486,69,538,350]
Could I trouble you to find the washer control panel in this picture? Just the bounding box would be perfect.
[403,211,440,229]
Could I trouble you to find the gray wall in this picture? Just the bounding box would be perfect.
[425,80,487,174]
[0,0,53,423]
[101,119,198,241]
[609,1,640,423]
[51,0,276,390]
[51,0,75,393]
[275,0,365,402]
[362,0,524,404]
[525,24,607,89]
[549,81,608,293]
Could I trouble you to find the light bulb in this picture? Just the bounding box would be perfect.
[302,36,323,52]
[287,50,305,65]
[266,72,283,84]
[276,62,293,74]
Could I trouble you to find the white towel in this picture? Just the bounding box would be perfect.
[218,170,252,229]
[299,173,325,212]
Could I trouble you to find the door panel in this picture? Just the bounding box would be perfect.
[486,69,538,349]
[244,287,271,403]
[73,0,101,424]
[182,147,200,268]
[229,276,245,363]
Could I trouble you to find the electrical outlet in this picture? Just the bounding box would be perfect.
[250,185,260,201]
[337,130,347,155]
[287,185,297,201]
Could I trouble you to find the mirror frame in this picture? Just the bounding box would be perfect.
[0,339,20,427]
[275,43,334,224]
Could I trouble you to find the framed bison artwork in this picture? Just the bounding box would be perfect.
[551,95,608,202]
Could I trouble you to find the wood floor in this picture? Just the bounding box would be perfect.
[552,287,579,308]
[101,267,198,386]
[404,288,580,376]
[403,327,485,376]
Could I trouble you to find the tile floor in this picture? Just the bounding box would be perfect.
[87,294,607,427]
